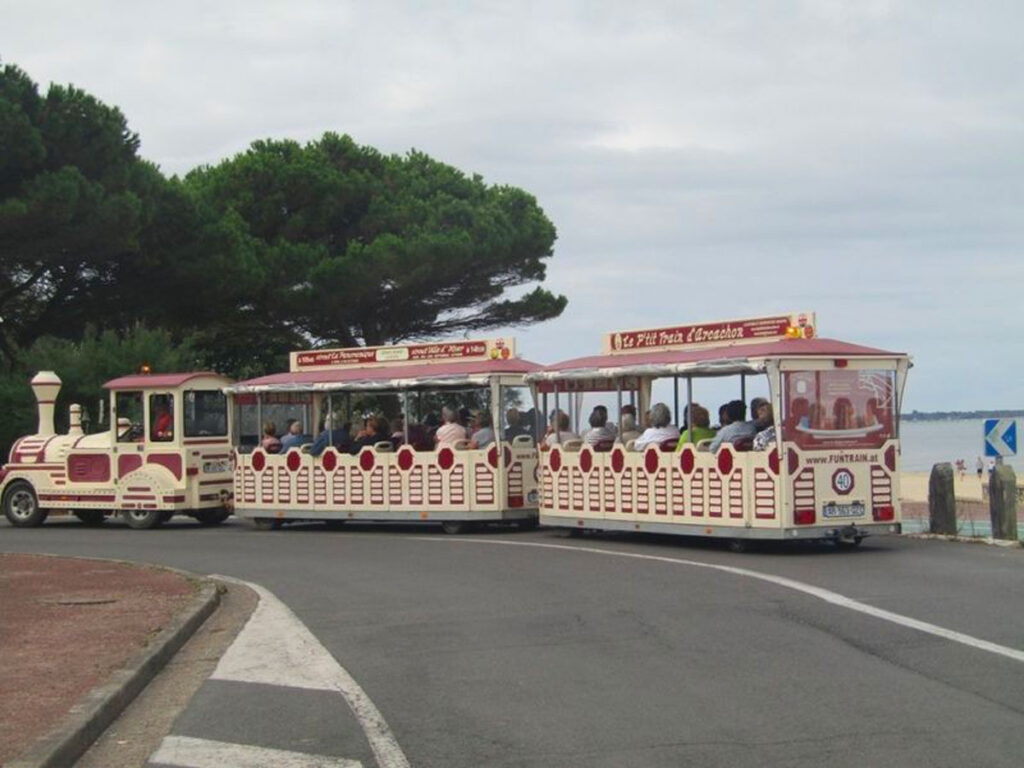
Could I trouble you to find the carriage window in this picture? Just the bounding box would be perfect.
[782,369,895,450]
[115,391,144,442]
[185,390,228,437]
[500,385,536,443]
[150,393,174,442]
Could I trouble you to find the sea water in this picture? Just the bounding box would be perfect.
[899,419,1023,473]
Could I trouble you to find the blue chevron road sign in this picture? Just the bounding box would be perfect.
[984,419,1017,458]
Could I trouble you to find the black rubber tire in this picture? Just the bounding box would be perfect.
[3,480,48,527]
[159,510,176,523]
[74,510,106,526]
[123,508,164,530]
[728,539,750,553]
[441,521,471,535]
[567,527,584,538]
[252,517,283,531]
[194,507,231,526]
[517,518,540,531]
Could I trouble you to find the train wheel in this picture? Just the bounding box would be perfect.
[252,517,282,531]
[194,508,231,526]
[728,539,750,553]
[567,527,583,538]
[123,508,164,530]
[3,481,48,527]
[441,521,470,535]
[517,518,539,531]
[74,510,106,526]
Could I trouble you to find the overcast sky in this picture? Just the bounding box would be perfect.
[2,0,1021,410]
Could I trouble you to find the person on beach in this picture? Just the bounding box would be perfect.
[976,457,983,479]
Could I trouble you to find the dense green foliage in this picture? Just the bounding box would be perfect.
[0,62,564,453]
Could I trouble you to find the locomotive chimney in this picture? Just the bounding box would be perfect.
[30,371,62,436]
[68,403,83,437]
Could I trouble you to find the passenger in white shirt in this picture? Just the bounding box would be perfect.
[583,408,616,447]
[469,410,495,449]
[543,410,580,447]
[633,402,681,450]
[435,406,469,445]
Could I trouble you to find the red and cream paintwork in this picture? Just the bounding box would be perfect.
[228,337,540,527]
[527,312,912,542]
[0,371,235,528]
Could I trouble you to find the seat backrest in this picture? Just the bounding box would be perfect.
[374,441,394,453]
[732,437,753,452]
[452,439,472,451]
[592,439,614,453]
[659,438,678,452]
[512,434,534,447]
[561,439,583,452]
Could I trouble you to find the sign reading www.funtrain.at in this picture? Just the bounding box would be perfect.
[602,312,816,355]
[290,338,517,372]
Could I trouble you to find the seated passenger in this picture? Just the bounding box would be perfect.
[469,411,495,449]
[435,406,469,446]
[280,420,307,451]
[583,408,616,446]
[618,413,641,444]
[351,415,387,453]
[390,417,405,447]
[633,402,680,449]
[407,422,431,451]
[752,402,777,451]
[310,415,353,457]
[153,404,173,440]
[709,400,756,452]
[675,404,717,450]
[505,408,530,440]
[261,421,282,454]
[543,410,579,448]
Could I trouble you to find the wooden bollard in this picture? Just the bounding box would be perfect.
[989,464,1018,541]
[928,462,957,535]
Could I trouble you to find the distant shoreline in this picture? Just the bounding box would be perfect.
[903,410,1024,422]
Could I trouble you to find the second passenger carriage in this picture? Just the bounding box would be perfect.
[226,337,541,532]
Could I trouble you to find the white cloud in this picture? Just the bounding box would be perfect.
[1,0,1022,409]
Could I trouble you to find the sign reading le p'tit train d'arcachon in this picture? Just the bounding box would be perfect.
[290,338,517,372]
[602,312,816,355]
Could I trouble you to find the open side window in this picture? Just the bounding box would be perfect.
[149,393,174,442]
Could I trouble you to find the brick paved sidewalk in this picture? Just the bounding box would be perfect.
[0,554,197,765]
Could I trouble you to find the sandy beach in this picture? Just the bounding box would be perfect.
[899,471,986,503]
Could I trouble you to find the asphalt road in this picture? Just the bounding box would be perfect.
[3,517,1023,767]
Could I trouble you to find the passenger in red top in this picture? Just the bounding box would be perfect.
[153,406,172,440]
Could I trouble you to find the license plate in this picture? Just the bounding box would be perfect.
[822,501,865,519]
[203,460,229,474]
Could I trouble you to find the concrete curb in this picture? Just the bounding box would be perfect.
[7,575,222,768]
[903,532,1023,548]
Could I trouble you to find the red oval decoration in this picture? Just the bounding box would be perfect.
[359,449,375,471]
[487,445,499,469]
[644,448,659,474]
[504,445,512,467]
[251,451,265,472]
[611,448,625,473]
[884,444,897,472]
[788,447,800,475]
[717,448,733,475]
[438,447,454,471]
[768,448,780,475]
[680,448,694,475]
[398,448,414,471]
[322,450,337,472]
[579,449,593,473]
[549,448,562,473]
[286,451,301,472]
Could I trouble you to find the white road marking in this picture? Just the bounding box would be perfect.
[424,538,1024,664]
[209,576,410,768]
[150,735,362,767]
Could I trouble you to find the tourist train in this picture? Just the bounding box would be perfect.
[0,312,911,546]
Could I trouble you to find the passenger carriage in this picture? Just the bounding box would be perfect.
[227,337,541,532]
[1,370,235,529]
[526,313,911,545]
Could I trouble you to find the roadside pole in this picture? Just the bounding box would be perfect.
[928,462,957,535]
[988,464,1018,541]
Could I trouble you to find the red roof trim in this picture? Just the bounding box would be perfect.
[539,338,906,374]
[234,358,542,388]
[103,372,230,390]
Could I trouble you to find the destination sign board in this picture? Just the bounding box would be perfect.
[602,312,816,355]
[290,338,516,372]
